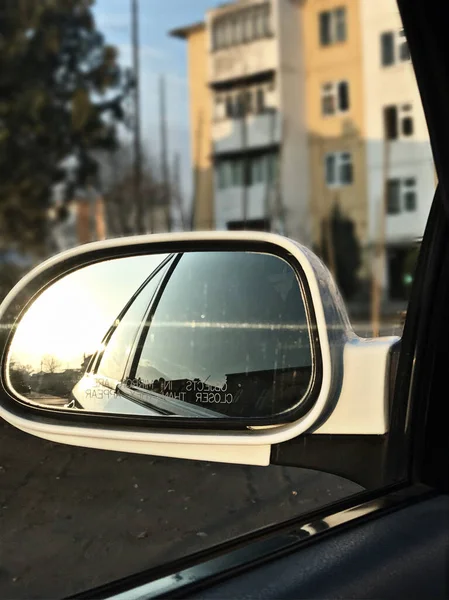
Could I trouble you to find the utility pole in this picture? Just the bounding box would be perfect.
[173,152,186,230]
[241,91,248,227]
[131,0,144,234]
[263,108,276,231]
[318,136,336,281]
[159,75,171,232]
[371,135,391,337]
[190,111,203,230]
[274,114,287,236]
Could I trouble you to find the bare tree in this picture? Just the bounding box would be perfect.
[9,359,33,377]
[102,144,176,236]
[41,355,62,374]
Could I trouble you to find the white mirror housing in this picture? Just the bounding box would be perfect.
[0,232,399,466]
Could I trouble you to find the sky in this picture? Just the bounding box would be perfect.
[93,0,221,200]
[10,255,168,372]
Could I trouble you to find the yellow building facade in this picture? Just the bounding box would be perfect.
[172,0,369,251]
[302,0,368,253]
[171,23,214,230]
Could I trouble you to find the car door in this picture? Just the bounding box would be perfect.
[1,0,449,598]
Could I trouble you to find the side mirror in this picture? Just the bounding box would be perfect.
[0,232,399,466]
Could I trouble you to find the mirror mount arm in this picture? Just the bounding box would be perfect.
[270,434,390,490]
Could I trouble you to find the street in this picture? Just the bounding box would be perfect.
[0,420,361,599]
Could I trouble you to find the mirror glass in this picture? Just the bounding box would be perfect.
[8,251,315,420]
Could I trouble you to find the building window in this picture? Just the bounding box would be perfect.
[254,5,265,39]
[319,7,347,47]
[334,7,347,42]
[244,158,252,186]
[404,178,417,211]
[321,81,350,116]
[233,16,242,45]
[256,88,265,113]
[401,104,414,136]
[225,19,233,47]
[381,32,395,66]
[214,95,225,120]
[212,26,218,51]
[225,95,234,118]
[221,80,274,121]
[244,90,253,114]
[262,3,271,36]
[321,83,335,115]
[319,11,331,46]
[383,104,414,139]
[399,29,410,61]
[384,105,398,139]
[325,153,336,185]
[387,178,417,214]
[340,152,353,184]
[381,29,411,66]
[338,81,350,111]
[231,160,244,187]
[234,93,245,118]
[325,152,353,187]
[251,155,264,184]
[267,153,279,183]
[387,179,401,214]
[216,152,279,190]
[243,11,253,42]
[212,3,271,51]
[216,162,230,189]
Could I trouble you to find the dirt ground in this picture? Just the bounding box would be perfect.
[0,420,362,599]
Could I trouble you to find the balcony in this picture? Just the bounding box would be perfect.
[213,111,281,155]
[209,38,277,86]
[215,183,274,230]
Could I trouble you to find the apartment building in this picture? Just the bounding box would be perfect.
[172,0,433,300]
[172,0,310,244]
[360,0,434,300]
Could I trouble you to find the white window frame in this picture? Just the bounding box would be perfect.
[212,3,271,50]
[321,80,350,117]
[333,7,347,42]
[384,104,414,140]
[324,152,354,188]
[387,177,417,214]
[403,177,417,212]
[231,159,244,188]
[319,6,347,46]
[399,104,414,137]
[251,155,265,185]
[222,82,275,121]
[232,16,242,45]
[381,29,411,67]
[214,95,226,121]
